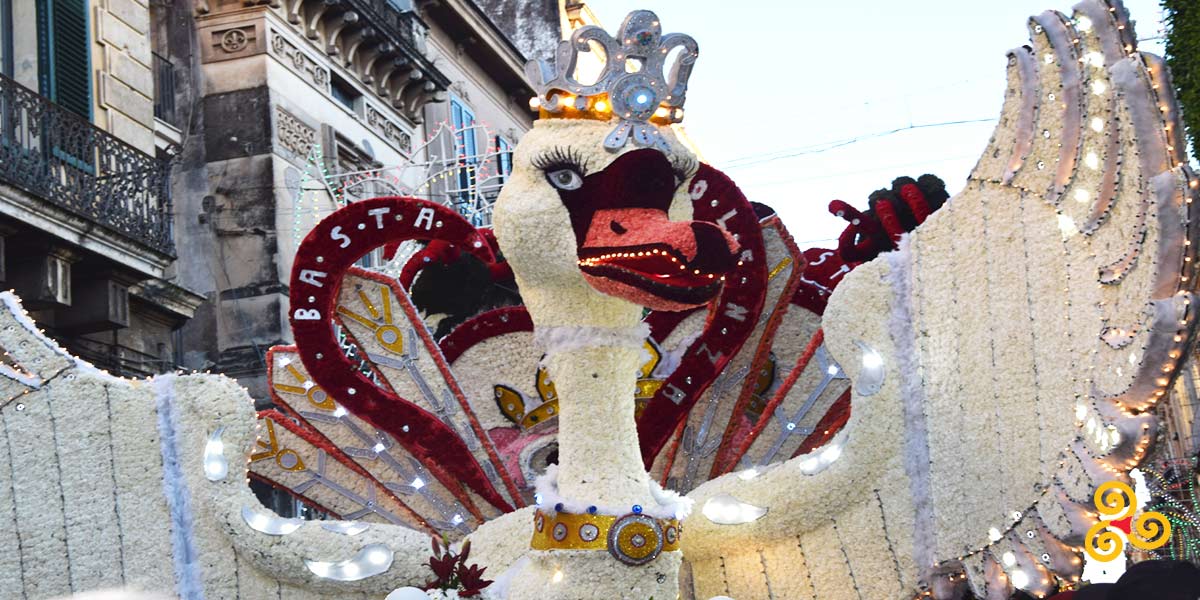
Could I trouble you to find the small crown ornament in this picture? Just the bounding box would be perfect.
[525,10,698,152]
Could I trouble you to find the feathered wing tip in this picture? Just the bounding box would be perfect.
[829,174,951,265]
[249,267,539,535]
[251,346,495,538]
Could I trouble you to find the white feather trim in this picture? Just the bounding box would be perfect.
[532,465,693,520]
[153,375,206,600]
[534,323,651,361]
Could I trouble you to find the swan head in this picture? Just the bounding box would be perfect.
[493,119,738,320]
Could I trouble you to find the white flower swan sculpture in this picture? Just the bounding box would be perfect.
[0,1,1195,599]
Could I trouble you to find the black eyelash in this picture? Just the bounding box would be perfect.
[531,146,590,174]
[669,153,699,181]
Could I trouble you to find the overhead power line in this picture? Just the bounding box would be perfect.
[720,118,998,170]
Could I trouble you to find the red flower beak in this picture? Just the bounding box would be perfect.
[577,207,738,310]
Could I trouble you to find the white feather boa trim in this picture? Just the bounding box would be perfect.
[533,323,651,361]
[532,465,693,520]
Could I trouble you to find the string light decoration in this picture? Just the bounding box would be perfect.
[1138,459,1200,562]
[290,120,514,252]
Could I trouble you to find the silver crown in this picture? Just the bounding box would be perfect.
[525,10,698,152]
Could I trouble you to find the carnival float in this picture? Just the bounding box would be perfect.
[0,0,1196,598]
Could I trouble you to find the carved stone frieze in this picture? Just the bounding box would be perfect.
[268,27,331,93]
[275,107,318,157]
[365,104,413,155]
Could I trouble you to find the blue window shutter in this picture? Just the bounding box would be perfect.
[37,0,91,119]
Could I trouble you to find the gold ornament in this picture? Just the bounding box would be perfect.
[530,509,680,565]
[1083,480,1172,561]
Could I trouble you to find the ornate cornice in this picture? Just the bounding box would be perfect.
[198,0,448,124]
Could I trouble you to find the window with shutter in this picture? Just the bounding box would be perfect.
[496,135,512,183]
[36,0,91,119]
[1,0,12,77]
[450,96,478,223]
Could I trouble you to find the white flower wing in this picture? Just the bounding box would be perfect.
[682,1,1197,597]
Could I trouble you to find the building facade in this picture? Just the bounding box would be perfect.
[157,0,560,400]
[0,0,202,376]
[1,0,562,384]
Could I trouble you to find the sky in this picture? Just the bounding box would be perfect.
[588,0,1169,248]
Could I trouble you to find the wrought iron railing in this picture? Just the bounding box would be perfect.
[152,52,178,126]
[0,72,175,255]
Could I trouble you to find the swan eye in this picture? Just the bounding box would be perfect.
[546,168,583,190]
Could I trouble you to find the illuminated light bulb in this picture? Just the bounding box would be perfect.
[242,506,303,535]
[737,468,759,480]
[560,94,575,107]
[1057,214,1078,238]
[333,405,348,418]
[1092,80,1108,95]
[827,365,839,376]
[1074,189,1091,203]
[1011,569,1030,589]
[654,106,671,118]
[552,569,564,583]
[702,494,769,524]
[204,427,229,481]
[1077,15,1093,31]
[204,456,227,480]
[366,547,390,566]
[528,97,541,110]
[411,477,425,490]
[1085,151,1100,170]
[989,528,1003,542]
[594,100,609,112]
[1003,551,1016,566]
[1091,117,1105,132]
[373,442,386,453]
